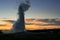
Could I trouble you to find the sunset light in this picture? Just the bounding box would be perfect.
[0,19,60,31]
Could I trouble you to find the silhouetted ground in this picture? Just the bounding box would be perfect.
[0,29,60,40]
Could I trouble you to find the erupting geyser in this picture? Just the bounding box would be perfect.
[13,0,30,33]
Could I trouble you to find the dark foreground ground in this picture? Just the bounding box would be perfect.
[0,29,60,40]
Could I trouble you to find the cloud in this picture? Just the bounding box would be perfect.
[25,23,34,25]
[1,19,60,26]
[2,20,16,23]
[0,24,6,26]
[41,19,60,25]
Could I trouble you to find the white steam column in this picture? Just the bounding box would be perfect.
[13,0,30,33]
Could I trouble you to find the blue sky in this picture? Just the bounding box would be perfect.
[0,0,60,20]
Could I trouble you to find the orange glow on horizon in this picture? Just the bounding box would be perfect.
[0,23,60,30]
[0,20,60,31]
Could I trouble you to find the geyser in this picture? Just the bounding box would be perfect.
[13,0,30,33]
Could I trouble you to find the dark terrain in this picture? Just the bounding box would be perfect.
[0,29,60,40]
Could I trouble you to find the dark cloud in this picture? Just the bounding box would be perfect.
[0,24,6,26]
[2,19,60,26]
[25,23,34,25]
[2,20,16,23]
[41,19,60,25]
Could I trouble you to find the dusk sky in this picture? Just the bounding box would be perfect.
[0,0,60,20]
